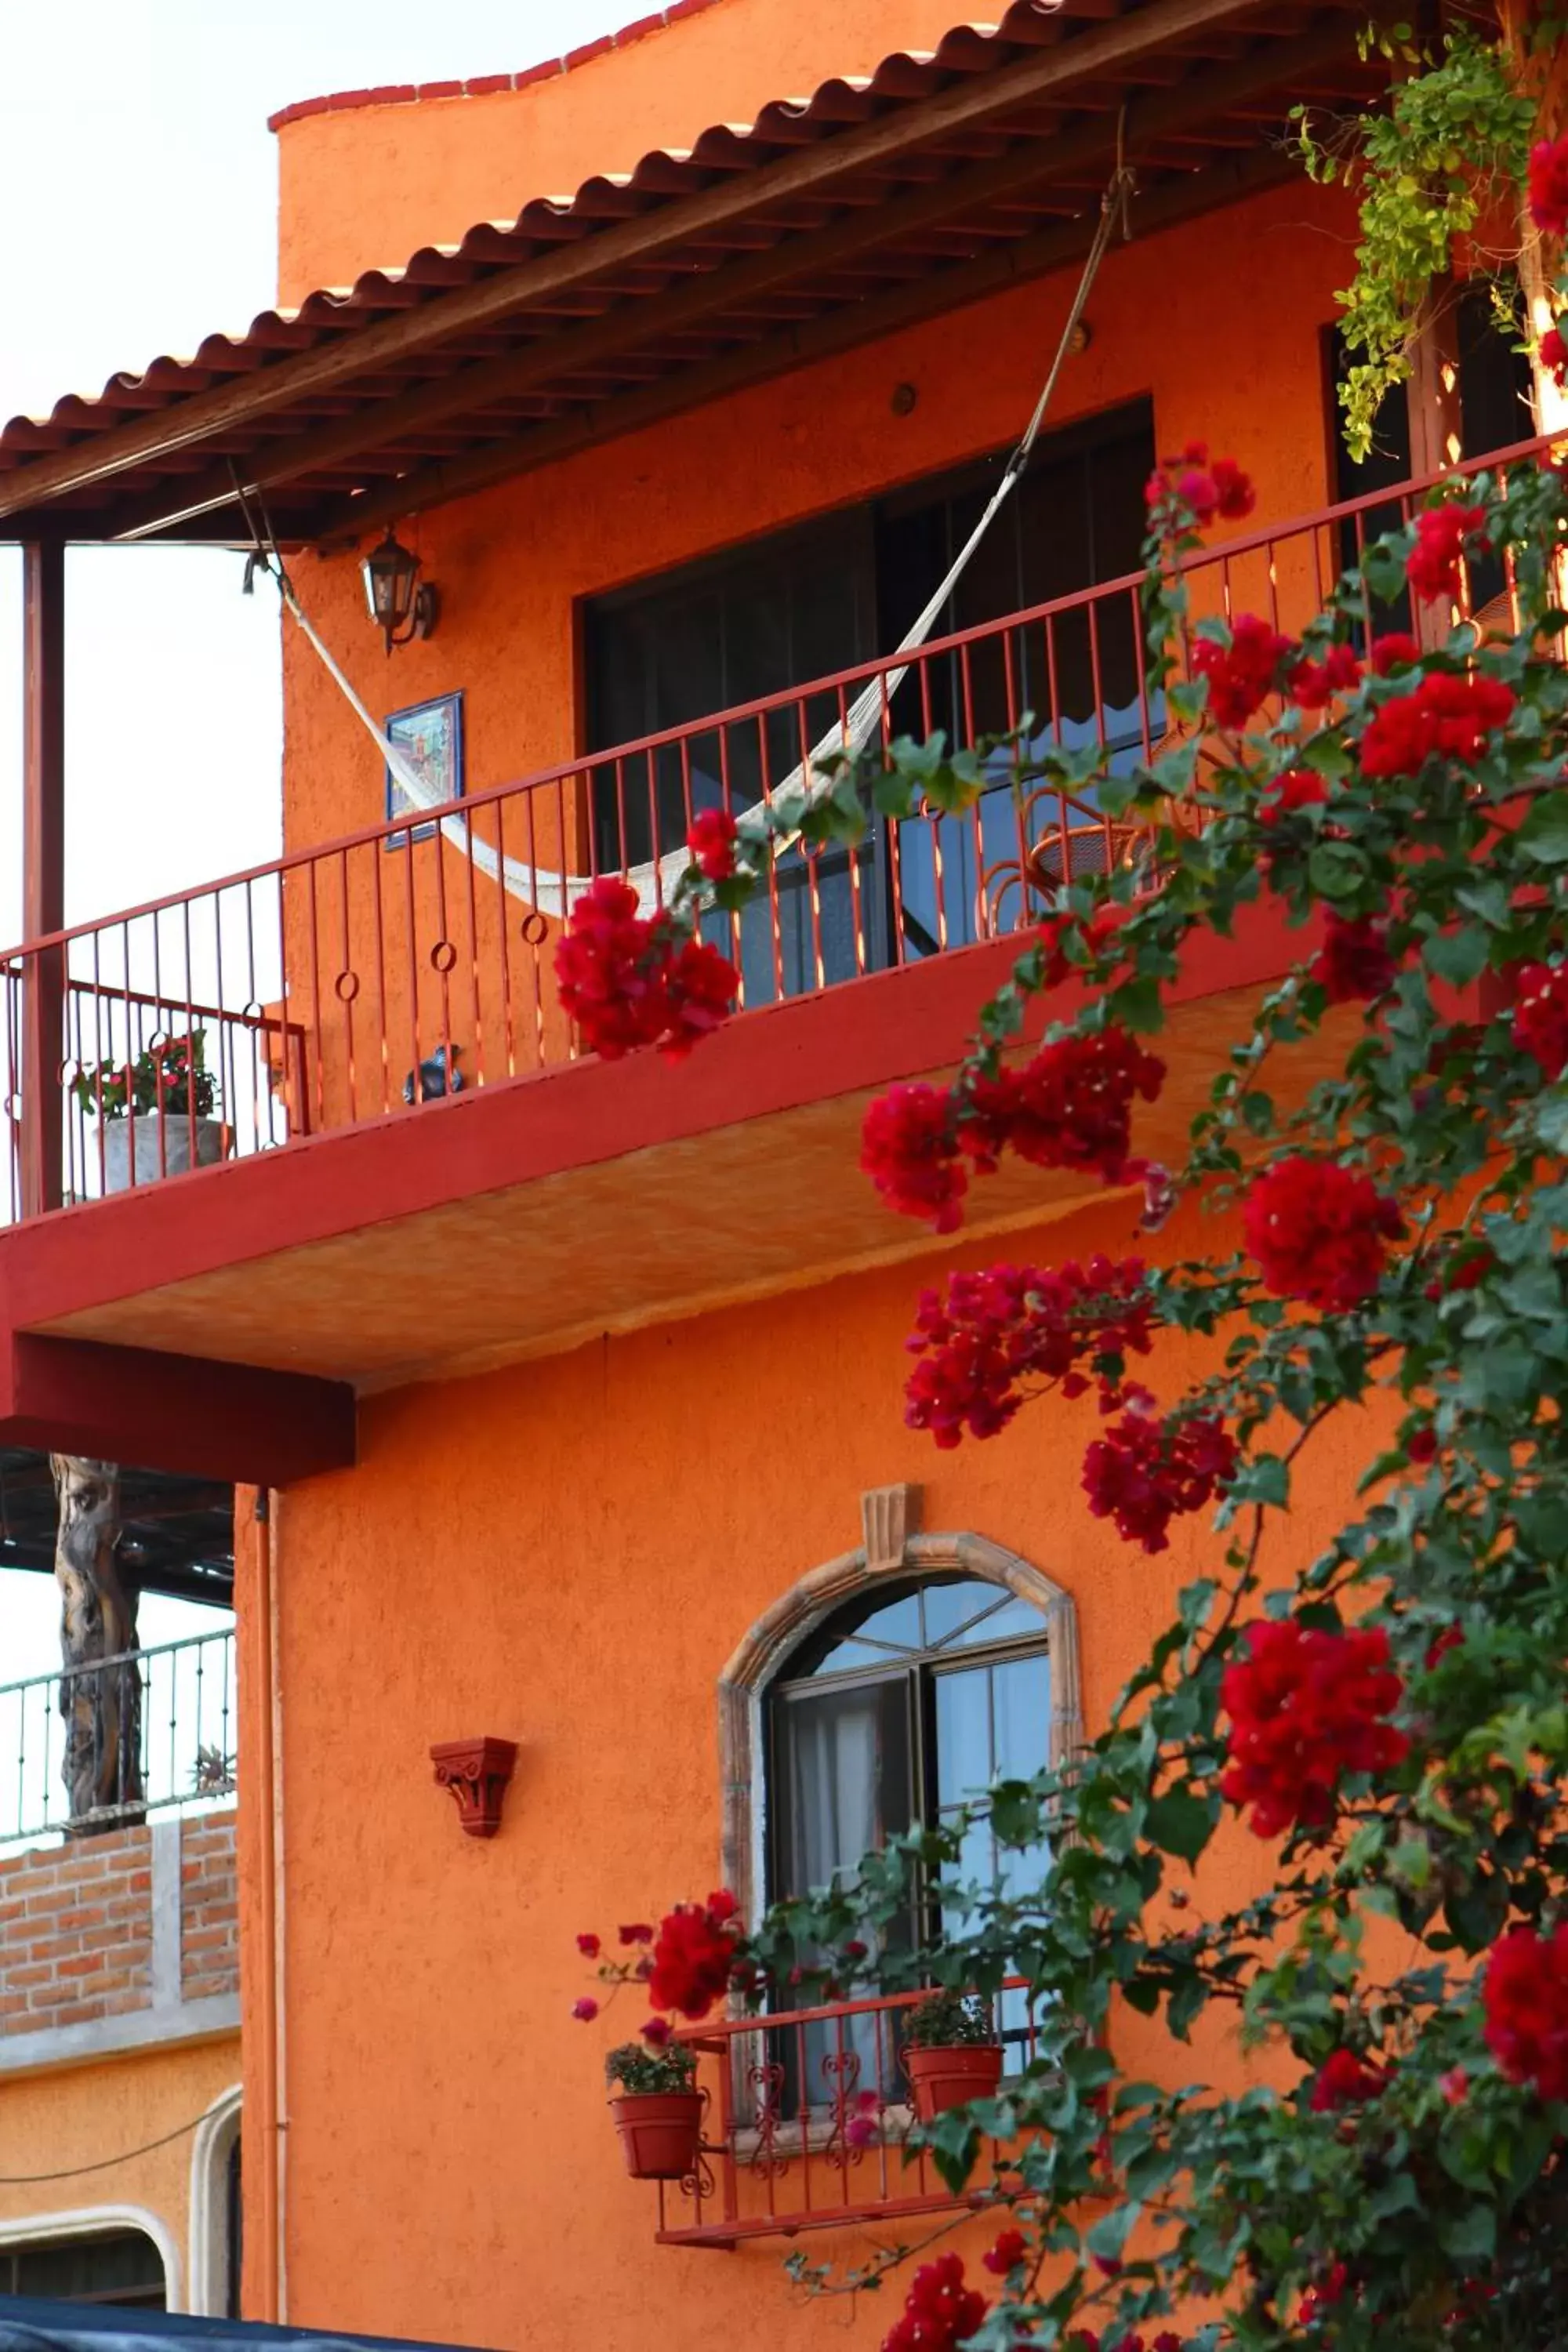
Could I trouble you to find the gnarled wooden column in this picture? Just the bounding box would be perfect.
[50,1453,141,1831]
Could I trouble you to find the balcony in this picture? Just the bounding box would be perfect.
[0,1624,238,2075]
[651,1983,1043,2249]
[0,438,1542,1478]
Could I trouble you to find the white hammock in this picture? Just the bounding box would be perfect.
[274,170,1131,924]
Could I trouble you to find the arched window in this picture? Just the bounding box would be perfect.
[0,2222,170,2310]
[717,1502,1083,1939]
[769,1573,1052,1924]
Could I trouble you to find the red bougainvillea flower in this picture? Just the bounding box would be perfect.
[844,2089,881,2151]
[1145,441,1256,528]
[619,1922,654,1946]
[1037,899,1135,989]
[964,1029,1166,1187]
[1359,670,1516,779]
[1425,1625,1464,1671]
[982,2230,1027,2276]
[1370,633,1422,677]
[1220,1621,1409,1838]
[1081,1401,1238,1553]
[881,2254,989,2352]
[1406,1426,1437,1464]
[575,1932,601,1958]
[1440,2067,1469,2104]
[1193,614,1295,728]
[1405,503,1489,604]
[1258,768,1330,829]
[686,805,739,883]
[903,1256,1154,1447]
[1541,325,1568,387]
[862,1083,967,1231]
[1309,2047,1385,2112]
[556,876,739,1059]
[646,1889,742,2021]
[1288,642,1362,710]
[1483,1922,1568,2098]
[1424,1240,1495,1301]
[1244,1155,1402,1308]
[1312,912,1399,1004]
[1529,132,1568,235]
[1512,961,1568,1080]
[641,2016,673,2046]
[571,1996,600,2022]
[1299,2263,1349,2327]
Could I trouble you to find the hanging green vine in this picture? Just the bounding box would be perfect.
[1295,24,1536,461]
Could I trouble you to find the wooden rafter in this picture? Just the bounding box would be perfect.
[104,12,1360,542]
[0,0,1340,528]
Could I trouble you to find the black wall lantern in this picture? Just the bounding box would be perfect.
[361,528,438,653]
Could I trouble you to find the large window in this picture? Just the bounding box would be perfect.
[0,2228,167,2310]
[767,1573,1051,2102]
[585,401,1156,1001]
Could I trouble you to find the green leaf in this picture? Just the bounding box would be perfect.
[1145,1787,1218,1865]
[1422,927,1489,987]
[1514,795,1568,864]
[1437,2203,1497,2260]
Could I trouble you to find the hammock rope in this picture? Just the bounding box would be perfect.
[252,153,1136,924]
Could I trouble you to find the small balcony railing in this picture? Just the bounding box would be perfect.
[0,432,1550,1225]
[0,1624,235,1850]
[652,1981,1044,2249]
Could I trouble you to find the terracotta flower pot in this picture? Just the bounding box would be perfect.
[609,2089,705,2180]
[904,2042,1004,2122]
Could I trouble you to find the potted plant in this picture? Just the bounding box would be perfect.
[902,1989,1004,2122]
[605,2040,704,2180]
[72,1032,224,1194]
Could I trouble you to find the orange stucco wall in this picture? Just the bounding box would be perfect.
[246,1180,1390,2350]
[0,2035,240,2312]
[277,0,1062,303]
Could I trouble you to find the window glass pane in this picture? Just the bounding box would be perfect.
[811,1637,898,1674]
[934,1664,993,1806]
[853,1592,922,1648]
[778,1678,913,1897]
[13,2232,165,2309]
[993,1652,1051,1783]
[923,1577,1005,1646]
[963,1594,1044,1646]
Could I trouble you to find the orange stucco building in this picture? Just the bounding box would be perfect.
[0,2,1549,2345]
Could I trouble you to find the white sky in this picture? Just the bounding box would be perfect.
[0,1,647,1697]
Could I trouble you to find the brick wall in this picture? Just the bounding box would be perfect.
[0,1809,236,2057]
[180,1817,238,2003]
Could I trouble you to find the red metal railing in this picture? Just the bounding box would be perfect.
[654,1982,1040,2249]
[0,431,1552,1225]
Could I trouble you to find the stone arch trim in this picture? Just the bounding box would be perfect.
[0,2205,181,2315]
[717,1515,1083,1929]
[187,2082,242,2318]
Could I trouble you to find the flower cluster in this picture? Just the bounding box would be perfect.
[1243,1155,1402,1309]
[862,1031,1165,1229]
[1193,614,1294,728]
[1512,961,1568,1080]
[1081,1399,1238,1554]
[902,1257,1154,1446]
[1220,1621,1410,1838]
[1068,2334,1183,2352]
[966,1029,1166,1186]
[982,2230,1027,2277]
[686,806,739,882]
[1483,1922,1568,2100]
[556,876,738,1058]
[881,2255,989,2352]
[1144,441,1256,530]
[1529,132,1568,237]
[1312,912,1399,1004]
[1370,632,1421,676]
[647,1889,743,2020]
[1358,670,1516,779]
[861,1084,970,1231]
[1288,642,1361,710]
[1298,2265,1349,2329]
[1309,2047,1385,2113]
[1541,324,1568,389]
[1258,768,1330,829]
[1404,503,1488,605]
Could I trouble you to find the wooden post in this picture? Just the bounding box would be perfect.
[22,539,65,1217]
[50,1454,140,1831]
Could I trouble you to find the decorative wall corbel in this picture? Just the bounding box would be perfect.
[430,1736,517,1839]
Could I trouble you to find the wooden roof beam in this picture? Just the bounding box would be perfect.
[102,12,1363,543]
[0,0,1347,529]
[312,143,1301,549]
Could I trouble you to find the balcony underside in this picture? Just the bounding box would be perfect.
[0,913,1330,1479]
